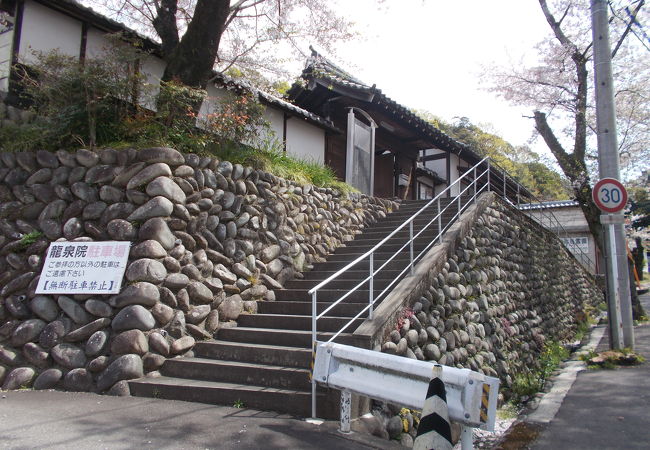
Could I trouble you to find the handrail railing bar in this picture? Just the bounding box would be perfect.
[410,201,455,242]
[307,158,490,295]
[316,276,371,320]
[409,221,414,275]
[326,302,375,343]
[412,195,478,266]
[312,155,594,419]
[518,201,595,269]
[369,253,374,319]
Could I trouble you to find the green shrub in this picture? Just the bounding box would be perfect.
[10,36,144,149]
[511,341,569,402]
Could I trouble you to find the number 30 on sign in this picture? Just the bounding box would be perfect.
[592,178,628,213]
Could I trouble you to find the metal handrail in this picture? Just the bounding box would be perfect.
[308,157,595,418]
[309,157,492,417]
[485,160,595,270]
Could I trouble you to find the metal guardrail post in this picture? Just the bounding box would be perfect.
[409,221,414,275]
[311,291,317,419]
[340,390,351,433]
[369,252,374,319]
[502,170,506,199]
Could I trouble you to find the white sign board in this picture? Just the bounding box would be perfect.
[561,236,589,254]
[36,241,130,295]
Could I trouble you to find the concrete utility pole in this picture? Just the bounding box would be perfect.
[590,0,634,349]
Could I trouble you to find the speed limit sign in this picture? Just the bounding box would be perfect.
[592,178,628,213]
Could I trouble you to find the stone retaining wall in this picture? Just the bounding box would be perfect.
[0,147,395,393]
[371,196,603,444]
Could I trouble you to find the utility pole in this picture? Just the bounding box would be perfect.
[590,0,634,349]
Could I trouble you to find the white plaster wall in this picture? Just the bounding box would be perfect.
[85,27,112,58]
[425,150,461,196]
[138,54,166,110]
[448,153,461,196]
[285,118,325,163]
[19,0,81,63]
[423,149,445,176]
[262,106,283,143]
[0,28,12,92]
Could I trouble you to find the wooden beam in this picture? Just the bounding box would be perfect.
[422,153,447,162]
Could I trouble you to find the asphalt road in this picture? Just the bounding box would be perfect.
[0,390,398,449]
[531,292,650,449]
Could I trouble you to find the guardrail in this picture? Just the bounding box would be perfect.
[313,342,500,449]
[307,156,595,420]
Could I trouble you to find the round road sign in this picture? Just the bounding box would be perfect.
[592,178,628,213]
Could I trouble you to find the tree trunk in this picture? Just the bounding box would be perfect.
[161,0,230,89]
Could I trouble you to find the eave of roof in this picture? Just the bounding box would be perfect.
[212,73,339,132]
[289,49,482,162]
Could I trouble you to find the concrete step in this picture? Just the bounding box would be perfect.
[237,313,364,332]
[338,226,442,244]
[161,357,311,390]
[193,340,311,368]
[333,239,438,255]
[300,269,403,281]
[257,301,366,317]
[316,251,411,264]
[284,276,401,293]
[275,288,380,303]
[354,226,443,240]
[368,212,456,227]
[217,326,368,348]
[128,376,339,418]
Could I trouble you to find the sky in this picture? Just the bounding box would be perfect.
[325,0,553,157]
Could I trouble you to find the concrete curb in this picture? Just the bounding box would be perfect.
[526,324,606,424]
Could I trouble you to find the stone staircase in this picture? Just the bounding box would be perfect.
[129,197,463,417]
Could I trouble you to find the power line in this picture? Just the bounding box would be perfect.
[624,5,650,48]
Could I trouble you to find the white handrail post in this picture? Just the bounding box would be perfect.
[517,184,521,206]
[369,252,374,319]
[437,197,442,243]
[409,221,414,275]
[311,291,317,419]
[487,160,491,191]
[502,170,506,199]
[473,166,477,199]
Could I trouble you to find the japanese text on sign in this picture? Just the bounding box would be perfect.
[36,241,130,295]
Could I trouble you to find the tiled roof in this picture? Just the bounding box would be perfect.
[39,1,335,130]
[212,73,338,131]
[518,200,580,210]
[300,48,481,160]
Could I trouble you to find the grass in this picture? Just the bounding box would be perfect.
[233,399,244,408]
[203,140,358,194]
[510,341,569,403]
[497,402,520,420]
[18,231,43,249]
[574,321,590,342]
